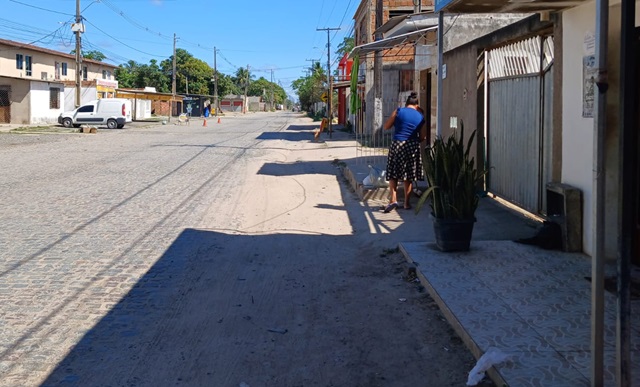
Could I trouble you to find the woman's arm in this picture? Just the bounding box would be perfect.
[383,109,397,130]
[419,122,427,142]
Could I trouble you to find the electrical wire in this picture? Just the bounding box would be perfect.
[83,18,167,58]
[99,0,171,40]
[8,0,74,16]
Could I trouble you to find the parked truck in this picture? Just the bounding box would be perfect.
[58,98,132,129]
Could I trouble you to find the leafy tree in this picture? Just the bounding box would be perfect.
[248,77,287,107]
[139,59,169,93]
[291,62,326,111]
[214,73,240,97]
[114,48,249,98]
[336,36,355,58]
[114,60,139,88]
[114,59,169,92]
[71,49,107,62]
[233,67,254,94]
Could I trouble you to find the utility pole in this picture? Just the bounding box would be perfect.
[171,33,177,121]
[270,69,274,111]
[317,27,340,138]
[244,64,249,114]
[213,47,218,117]
[374,0,383,140]
[305,59,317,76]
[74,0,82,107]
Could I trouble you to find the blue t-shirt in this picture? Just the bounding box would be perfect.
[393,107,425,141]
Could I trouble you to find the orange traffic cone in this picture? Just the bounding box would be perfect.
[217,117,221,124]
[203,118,207,127]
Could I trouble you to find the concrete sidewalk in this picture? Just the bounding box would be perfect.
[338,139,639,386]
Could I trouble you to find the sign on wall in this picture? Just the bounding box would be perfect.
[582,55,596,118]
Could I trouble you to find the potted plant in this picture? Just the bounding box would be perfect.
[416,121,486,251]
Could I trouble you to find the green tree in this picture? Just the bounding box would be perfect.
[233,67,254,94]
[248,77,287,107]
[214,73,240,97]
[336,36,355,58]
[71,49,107,61]
[114,60,139,88]
[291,61,326,111]
[114,59,169,92]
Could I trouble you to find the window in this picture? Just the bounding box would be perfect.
[102,70,106,79]
[55,62,60,80]
[399,70,413,92]
[107,70,111,80]
[16,54,23,69]
[78,105,93,113]
[25,55,32,76]
[389,10,413,18]
[41,72,48,80]
[62,62,68,76]
[49,88,60,109]
[82,66,88,80]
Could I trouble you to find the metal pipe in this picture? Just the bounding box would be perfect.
[436,11,444,137]
[591,0,609,385]
[616,0,635,385]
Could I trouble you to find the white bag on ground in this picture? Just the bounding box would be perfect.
[466,347,513,386]
[368,165,388,188]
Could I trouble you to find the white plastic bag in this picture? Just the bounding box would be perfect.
[368,165,388,188]
[466,347,513,386]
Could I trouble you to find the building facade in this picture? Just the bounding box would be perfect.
[0,38,118,124]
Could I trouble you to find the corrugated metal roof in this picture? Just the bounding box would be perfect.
[349,26,438,58]
[436,0,587,13]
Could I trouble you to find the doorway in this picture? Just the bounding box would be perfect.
[0,86,10,123]
[419,69,432,143]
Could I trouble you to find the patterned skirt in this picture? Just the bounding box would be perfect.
[386,139,424,181]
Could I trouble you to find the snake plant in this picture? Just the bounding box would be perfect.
[416,121,487,219]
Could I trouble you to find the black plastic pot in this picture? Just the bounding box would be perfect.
[433,217,476,252]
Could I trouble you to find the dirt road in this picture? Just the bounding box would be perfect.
[1,112,489,386]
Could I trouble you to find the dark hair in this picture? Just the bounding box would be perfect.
[405,92,419,106]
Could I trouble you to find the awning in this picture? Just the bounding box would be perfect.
[375,12,439,37]
[115,89,183,102]
[349,26,438,58]
[435,0,587,13]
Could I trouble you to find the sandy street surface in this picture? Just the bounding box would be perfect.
[0,112,492,386]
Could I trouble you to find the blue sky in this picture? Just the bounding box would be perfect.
[1,0,359,98]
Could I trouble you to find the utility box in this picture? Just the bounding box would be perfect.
[546,182,583,252]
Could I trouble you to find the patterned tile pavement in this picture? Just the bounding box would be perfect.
[400,241,640,387]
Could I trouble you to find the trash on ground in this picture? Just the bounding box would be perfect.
[466,347,513,386]
[268,328,288,334]
[365,165,388,188]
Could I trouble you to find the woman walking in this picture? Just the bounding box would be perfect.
[382,92,427,213]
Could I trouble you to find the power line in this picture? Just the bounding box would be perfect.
[99,0,171,40]
[331,0,354,43]
[217,51,239,70]
[8,0,74,16]
[82,18,167,58]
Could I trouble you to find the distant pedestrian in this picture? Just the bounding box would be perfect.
[381,92,427,213]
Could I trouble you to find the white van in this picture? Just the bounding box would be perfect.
[58,98,132,129]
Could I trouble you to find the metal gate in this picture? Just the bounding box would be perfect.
[486,36,554,214]
[0,87,10,123]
